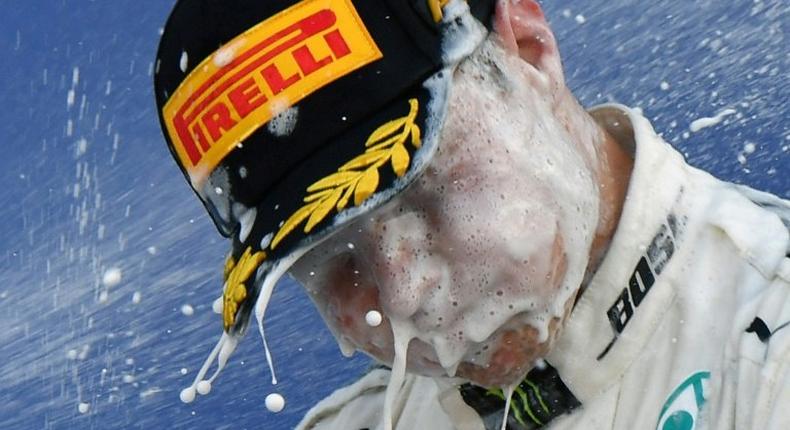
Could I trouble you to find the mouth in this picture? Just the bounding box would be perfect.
[455,323,551,387]
[336,306,552,388]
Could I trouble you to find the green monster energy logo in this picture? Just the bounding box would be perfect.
[488,379,552,427]
[459,363,580,429]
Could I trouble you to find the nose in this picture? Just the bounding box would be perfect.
[347,214,428,320]
[374,249,451,322]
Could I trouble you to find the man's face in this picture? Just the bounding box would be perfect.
[290,35,600,387]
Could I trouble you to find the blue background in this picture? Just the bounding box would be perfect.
[0,1,786,429]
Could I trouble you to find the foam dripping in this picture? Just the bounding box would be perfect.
[500,383,517,430]
[382,319,414,430]
[179,332,238,403]
[252,248,309,385]
[179,248,308,403]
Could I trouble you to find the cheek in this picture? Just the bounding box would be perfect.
[361,212,448,320]
[311,262,397,358]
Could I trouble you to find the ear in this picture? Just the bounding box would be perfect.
[493,0,565,86]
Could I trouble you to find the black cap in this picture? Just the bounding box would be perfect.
[154,0,496,334]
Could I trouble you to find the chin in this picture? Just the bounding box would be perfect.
[458,343,550,388]
[455,353,543,388]
[358,321,555,389]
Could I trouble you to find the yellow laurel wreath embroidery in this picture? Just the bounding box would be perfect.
[428,0,452,22]
[270,98,421,250]
[223,254,236,280]
[222,247,266,331]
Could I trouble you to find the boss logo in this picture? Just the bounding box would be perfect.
[598,213,682,360]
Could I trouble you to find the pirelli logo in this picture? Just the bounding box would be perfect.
[162,0,382,186]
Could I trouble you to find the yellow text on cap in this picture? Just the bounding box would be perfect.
[162,0,382,188]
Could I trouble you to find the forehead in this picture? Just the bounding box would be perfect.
[293,38,529,264]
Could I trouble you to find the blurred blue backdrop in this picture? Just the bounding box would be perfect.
[0,1,786,429]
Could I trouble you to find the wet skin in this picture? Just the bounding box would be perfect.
[290,0,633,388]
[291,36,591,387]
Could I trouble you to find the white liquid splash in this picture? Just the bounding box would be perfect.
[382,319,413,430]
[265,393,285,413]
[500,383,517,430]
[253,249,309,386]
[689,108,736,132]
[179,333,237,403]
[365,310,382,327]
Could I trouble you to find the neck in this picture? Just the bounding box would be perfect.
[553,91,634,282]
[585,116,634,282]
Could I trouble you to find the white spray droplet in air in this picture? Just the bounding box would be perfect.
[265,393,285,413]
[179,51,188,72]
[180,367,188,375]
[76,138,88,156]
[179,387,196,403]
[196,380,212,395]
[212,297,223,314]
[365,310,383,327]
[238,208,257,243]
[689,108,736,132]
[132,291,142,305]
[260,232,273,250]
[77,345,90,360]
[67,89,76,108]
[78,402,90,414]
[102,267,122,287]
[181,304,194,316]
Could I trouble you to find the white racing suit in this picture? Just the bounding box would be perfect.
[296,105,790,430]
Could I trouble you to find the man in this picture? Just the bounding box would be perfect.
[154,0,790,429]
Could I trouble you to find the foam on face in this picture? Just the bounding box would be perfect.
[328,0,485,234]
[384,34,595,376]
[291,33,600,388]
